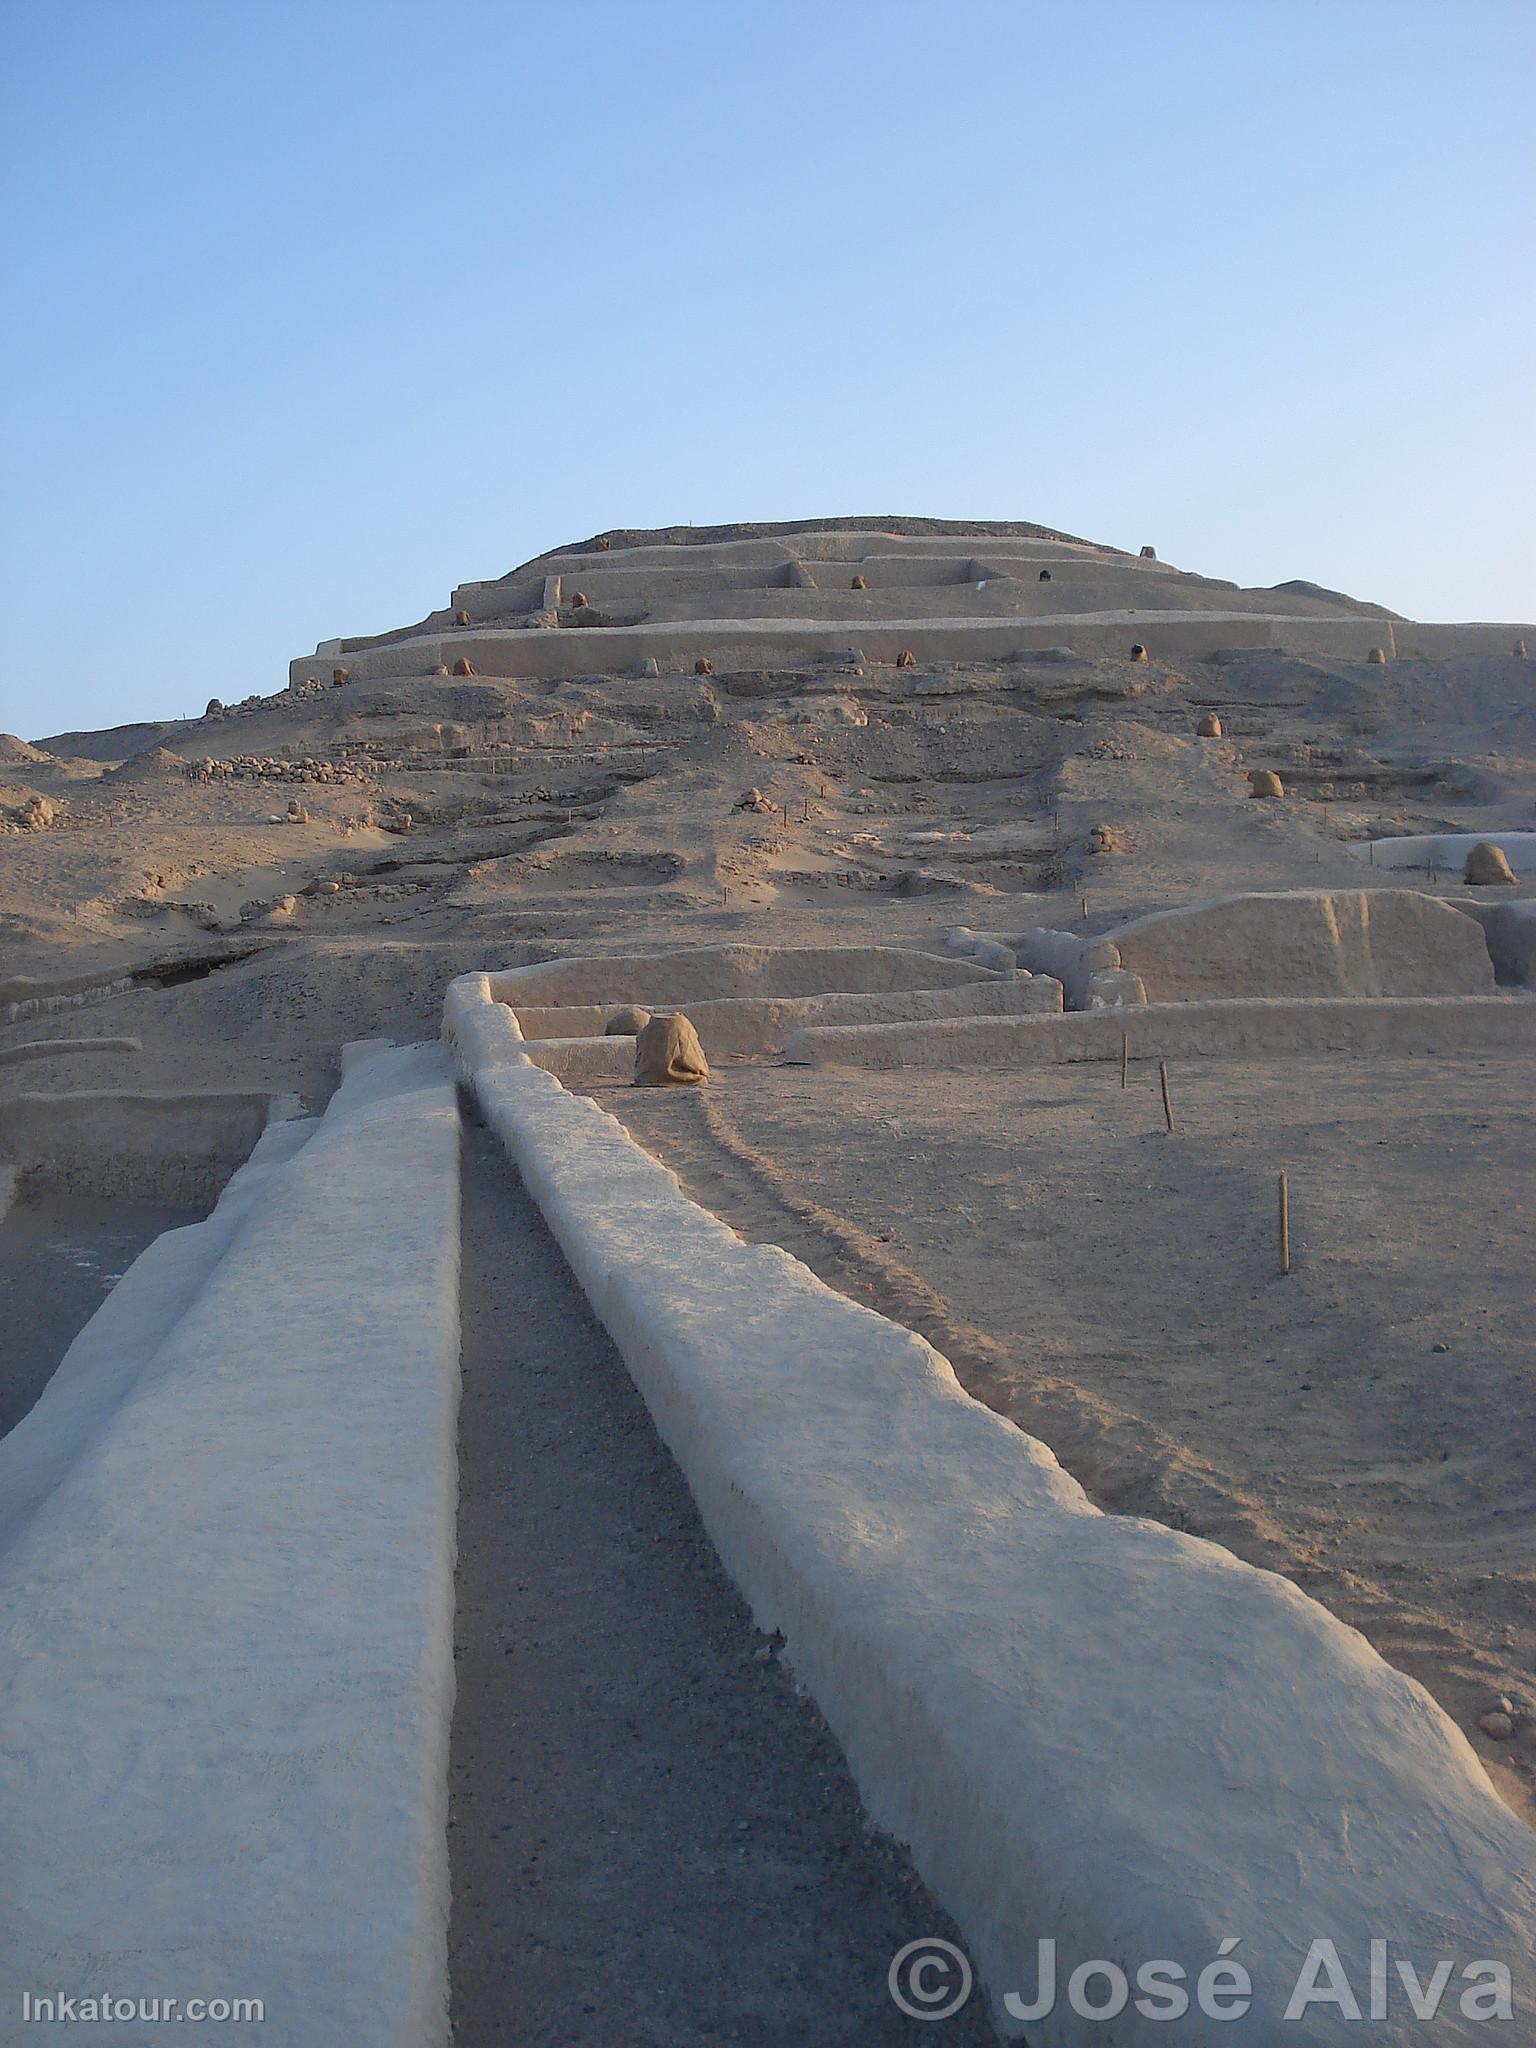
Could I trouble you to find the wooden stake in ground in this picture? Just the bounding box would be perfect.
[1159,1059,1175,1133]
[1120,1031,1129,1090]
[1081,894,1089,921]
[1279,1170,1291,1276]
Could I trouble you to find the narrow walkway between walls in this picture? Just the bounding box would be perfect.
[449,1120,995,2047]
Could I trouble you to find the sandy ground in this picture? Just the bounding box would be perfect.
[609,1052,1536,1819]
[451,1122,994,2046]
[0,1191,207,1438]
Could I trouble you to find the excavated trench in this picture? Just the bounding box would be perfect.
[2,942,271,1025]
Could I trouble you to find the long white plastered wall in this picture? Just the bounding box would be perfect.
[786,994,1536,1069]
[0,1043,461,2048]
[446,969,1536,2043]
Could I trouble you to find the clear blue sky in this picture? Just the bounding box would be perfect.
[1,0,1532,741]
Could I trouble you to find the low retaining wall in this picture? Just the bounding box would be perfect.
[1106,890,1495,1002]
[0,1035,141,1069]
[0,1044,462,2048]
[2,970,135,1027]
[519,1034,633,1084]
[488,943,1000,1010]
[0,1088,279,1201]
[966,891,1501,1011]
[445,970,1536,2042]
[1347,830,1536,876]
[1390,623,1535,658]
[786,994,1536,1069]
[512,977,1063,1057]
[292,609,1405,687]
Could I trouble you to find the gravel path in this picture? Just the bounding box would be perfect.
[449,1120,996,2046]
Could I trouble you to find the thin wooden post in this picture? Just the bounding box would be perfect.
[1120,1031,1128,1089]
[1081,893,1089,921]
[1159,1060,1175,1133]
[1278,1170,1291,1275]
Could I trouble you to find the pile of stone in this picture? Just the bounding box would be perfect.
[186,756,370,786]
[2,793,61,834]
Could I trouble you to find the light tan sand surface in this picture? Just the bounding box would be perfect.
[609,1052,1535,1817]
